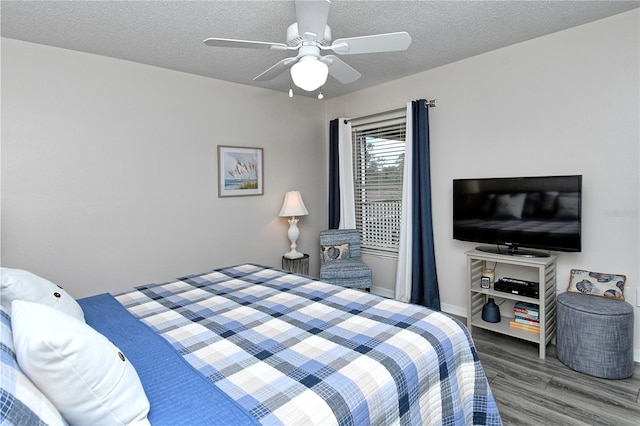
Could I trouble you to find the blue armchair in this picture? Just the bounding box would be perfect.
[319,229,372,290]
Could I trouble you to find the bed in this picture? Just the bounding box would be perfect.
[1,264,502,425]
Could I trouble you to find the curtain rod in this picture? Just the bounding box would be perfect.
[343,99,436,124]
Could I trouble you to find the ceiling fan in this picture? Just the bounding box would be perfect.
[203,0,412,92]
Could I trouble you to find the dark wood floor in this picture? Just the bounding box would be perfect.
[468,326,640,425]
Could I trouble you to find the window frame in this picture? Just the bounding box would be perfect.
[351,112,406,258]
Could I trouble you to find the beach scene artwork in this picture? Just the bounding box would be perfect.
[218,146,263,197]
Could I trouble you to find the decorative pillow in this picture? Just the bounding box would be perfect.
[0,306,67,426]
[566,269,626,300]
[321,243,350,261]
[0,268,85,322]
[11,301,151,426]
[493,193,527,219]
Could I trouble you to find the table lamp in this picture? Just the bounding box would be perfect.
[279,191,309,259]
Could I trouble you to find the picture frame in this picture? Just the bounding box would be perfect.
[217,145,264,197]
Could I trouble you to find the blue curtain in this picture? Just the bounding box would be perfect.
[409,100,441,310]
[328,118,340,229]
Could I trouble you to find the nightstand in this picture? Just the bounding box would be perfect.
[282,254,309,275]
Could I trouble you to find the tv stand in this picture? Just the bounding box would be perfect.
[466,249,557,359]
[476,245,550,258]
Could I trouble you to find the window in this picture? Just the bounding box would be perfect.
[352,113,406,257]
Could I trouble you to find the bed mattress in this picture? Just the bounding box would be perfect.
[83,263,501,425]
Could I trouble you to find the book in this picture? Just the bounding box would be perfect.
[514,316,540,327]
[514,314,539,322]
[509,320,540,333]
[514,305,539,312]
[514,302,539,319]
[513,309,539,320]
[514,314,539,323]
[514,301,539,312]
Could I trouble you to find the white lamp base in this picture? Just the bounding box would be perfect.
[284,217,303,259]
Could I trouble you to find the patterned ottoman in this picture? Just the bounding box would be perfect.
[556,292,634,379]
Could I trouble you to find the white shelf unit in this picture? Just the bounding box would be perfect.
[466,249,557,359]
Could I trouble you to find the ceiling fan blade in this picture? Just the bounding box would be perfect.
[204,37,290,51]
[295,0,330,41]
[253,57,297,82]
[320,55,361,84]
[331,32,412,55]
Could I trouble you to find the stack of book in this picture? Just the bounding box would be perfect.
[509,302,540,333]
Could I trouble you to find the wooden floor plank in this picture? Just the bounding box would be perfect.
[545,376,640,425]
[547,364,640,405]
[489,374,586,426]
[456,319,640,425]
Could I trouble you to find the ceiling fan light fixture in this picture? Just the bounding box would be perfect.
[290,56,328,92]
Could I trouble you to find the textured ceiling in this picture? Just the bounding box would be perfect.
[2,0,638,99]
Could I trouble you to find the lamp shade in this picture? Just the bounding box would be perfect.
[290,57,328,92]
[279,191,309,217]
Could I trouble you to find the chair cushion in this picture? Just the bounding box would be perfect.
[319,229,362,258]
[557,292,633,316]
[320,259,372,280]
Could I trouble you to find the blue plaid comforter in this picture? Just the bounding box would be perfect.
[115,264,501,425]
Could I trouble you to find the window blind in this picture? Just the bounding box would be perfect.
[352,115,406,255]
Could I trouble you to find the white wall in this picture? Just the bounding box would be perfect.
[327,11,639,356]
[2,10,638,358]
[1,38,327,297]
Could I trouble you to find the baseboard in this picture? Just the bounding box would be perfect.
[369,291,471,318]
[440,303,467,319]
[370,286,394,299]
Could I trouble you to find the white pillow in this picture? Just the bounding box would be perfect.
[11,300,151,426]
[0,268,85,321]
[0,306,67,426]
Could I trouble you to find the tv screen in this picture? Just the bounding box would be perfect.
[453,175,582,255]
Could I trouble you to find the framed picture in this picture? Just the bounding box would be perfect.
[217,145,264,197]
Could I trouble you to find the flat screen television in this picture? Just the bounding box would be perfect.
[453,175,582,256]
